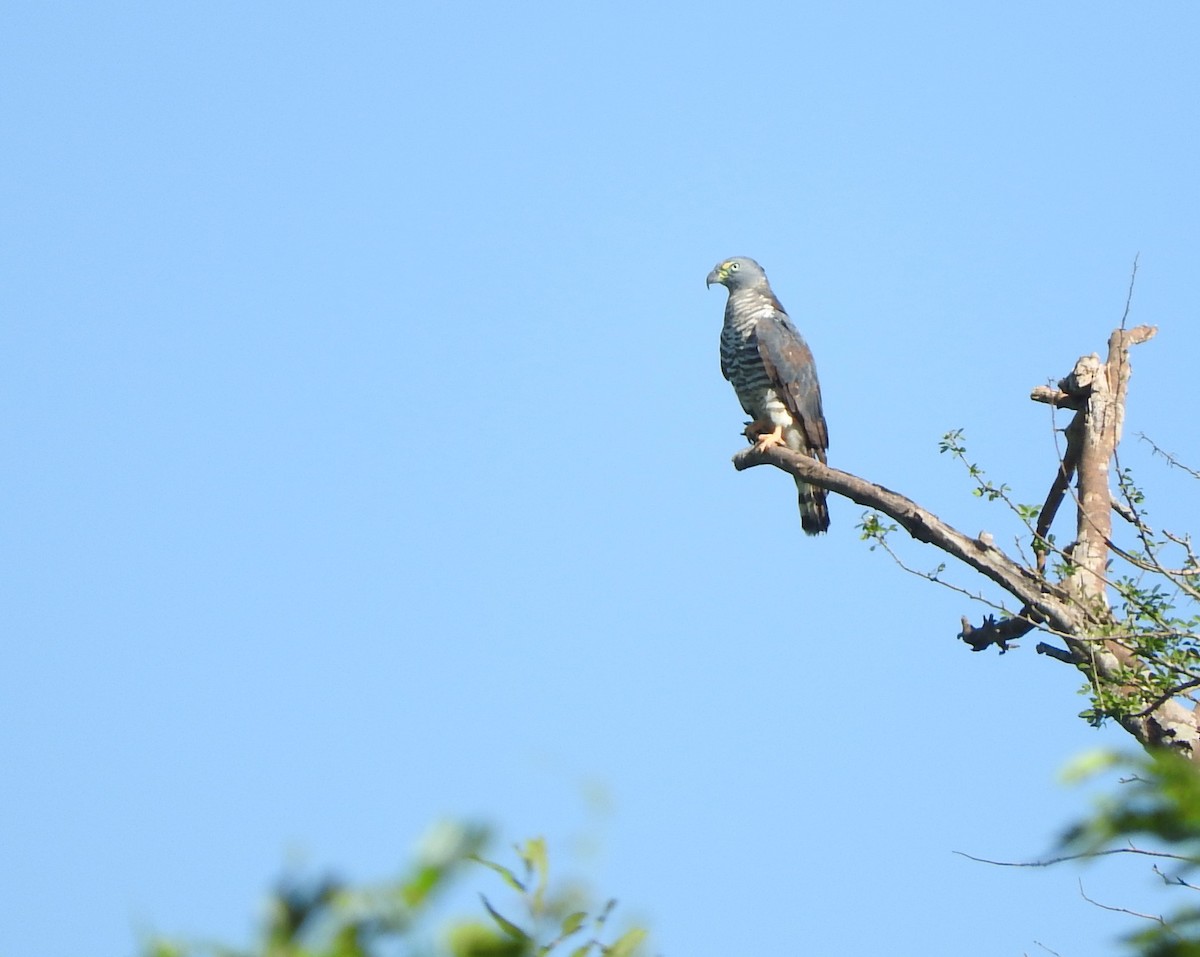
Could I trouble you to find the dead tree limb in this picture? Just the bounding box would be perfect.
[733,445,1085,637]
[733,324,1200,760]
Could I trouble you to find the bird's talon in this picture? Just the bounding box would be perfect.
[752,425,786,452]
[743,419,771,442]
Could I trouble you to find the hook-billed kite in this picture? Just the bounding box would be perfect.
[707,256,830,535]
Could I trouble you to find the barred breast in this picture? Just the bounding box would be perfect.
[720,294,785,422]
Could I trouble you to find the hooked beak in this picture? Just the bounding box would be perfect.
[706,266,722,289]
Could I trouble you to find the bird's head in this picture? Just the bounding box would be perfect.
[706,256,766,291]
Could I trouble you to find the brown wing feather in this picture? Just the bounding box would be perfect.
[755,307,829,457]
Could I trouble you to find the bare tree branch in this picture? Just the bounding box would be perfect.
[1140,434,1200,481]
[1036,642,1077,663]
[732,446,1085,636]
[1031,385,1085,410]
[1154,864,1200,892]
[954,847,1199,868]
[1120,254,1140,330]
[731,323,1200,760]
[1034,439,1078,576]
[1079,880,1169,927]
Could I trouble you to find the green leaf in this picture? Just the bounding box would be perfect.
[446,920,519,957]
[561,911,588,937]
[480,895,530,941]
[522,837,549,913]
[402,864,444,906]
[605,927,647,957]
[471,856,527,893]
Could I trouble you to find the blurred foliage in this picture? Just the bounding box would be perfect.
[1064,750,1200,957]
[138,822,648,957]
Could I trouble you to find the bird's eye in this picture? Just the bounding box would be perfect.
[729,262,739,271]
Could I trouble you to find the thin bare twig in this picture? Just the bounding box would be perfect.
[1079,879,1168,926]
[864,520,1022,633]
[954,847,1199,868]
[1140,434,1200,481]
[1120,254,1139,331]
[1153,864,1200,892]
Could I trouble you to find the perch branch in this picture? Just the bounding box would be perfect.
[731,447,1084,637]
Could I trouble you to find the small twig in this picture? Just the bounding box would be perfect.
[1109,446,1195,610]
[1140,434,1200,481]
[1129,678,1200,719]
[1162,530,1200,570]
[1153,864,1200,892]
[954,847,1199,868]
[1119,254,1139,330]
[1079,879,1168,926]
[864,525,1022,638]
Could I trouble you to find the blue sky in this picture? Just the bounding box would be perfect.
[3,2,1199,954]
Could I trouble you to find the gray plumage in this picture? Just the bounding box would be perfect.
[706,256,830,534]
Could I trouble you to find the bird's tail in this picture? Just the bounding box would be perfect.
[795,478,830,536]
[783,427,830,535]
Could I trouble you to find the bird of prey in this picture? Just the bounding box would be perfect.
[707,256,830,535]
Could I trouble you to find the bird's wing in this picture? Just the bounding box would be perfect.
[754,308,829,454]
